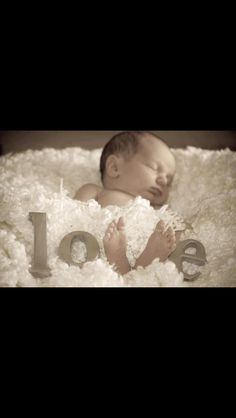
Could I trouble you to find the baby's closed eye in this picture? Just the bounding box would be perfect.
[146,163,159,171]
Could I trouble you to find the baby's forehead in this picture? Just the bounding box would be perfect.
[138,136,172,156]
[137,137,176,169]
[139,134,166,147]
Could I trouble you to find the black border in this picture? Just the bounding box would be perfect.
[1,79,236,131]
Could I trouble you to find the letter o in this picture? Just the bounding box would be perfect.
[58,231,100,267]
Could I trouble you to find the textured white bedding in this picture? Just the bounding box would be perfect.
[0,146,236,287]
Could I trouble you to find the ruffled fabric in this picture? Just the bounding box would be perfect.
[0,146,235,287]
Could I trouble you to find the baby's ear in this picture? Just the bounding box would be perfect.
[106,155,121,178]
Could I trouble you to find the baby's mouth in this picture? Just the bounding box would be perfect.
[150,187,163,197]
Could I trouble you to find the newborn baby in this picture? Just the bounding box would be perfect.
[75,131,181,274]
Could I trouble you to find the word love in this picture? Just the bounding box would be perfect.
[29,212,207,281]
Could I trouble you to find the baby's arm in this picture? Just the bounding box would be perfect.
[74,183,101,202]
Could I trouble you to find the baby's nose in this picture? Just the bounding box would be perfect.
[156,174,168,186]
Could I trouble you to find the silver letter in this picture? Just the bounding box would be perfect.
[58,231,100,267]
[29,212,51,278]
[169,239,207,281]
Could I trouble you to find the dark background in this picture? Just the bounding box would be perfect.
[0,131,236,155]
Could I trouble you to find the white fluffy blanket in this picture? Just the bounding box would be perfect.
[0,146,236,287]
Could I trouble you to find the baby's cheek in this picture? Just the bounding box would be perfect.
[161,188,169,202]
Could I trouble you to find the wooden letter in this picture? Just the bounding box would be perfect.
[29,212,51,278]
[169,239,207,281]
[58,231,100,267]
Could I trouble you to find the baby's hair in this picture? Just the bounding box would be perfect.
[100,131,166,182]
[100,131,141,182]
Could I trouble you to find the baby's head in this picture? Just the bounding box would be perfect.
[100,131,176,206]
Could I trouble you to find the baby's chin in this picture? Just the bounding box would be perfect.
[151,194,168,206]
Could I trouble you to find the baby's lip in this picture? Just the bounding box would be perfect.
[150,187,163,196]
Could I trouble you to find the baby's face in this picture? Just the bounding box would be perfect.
[117,136,176,206]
